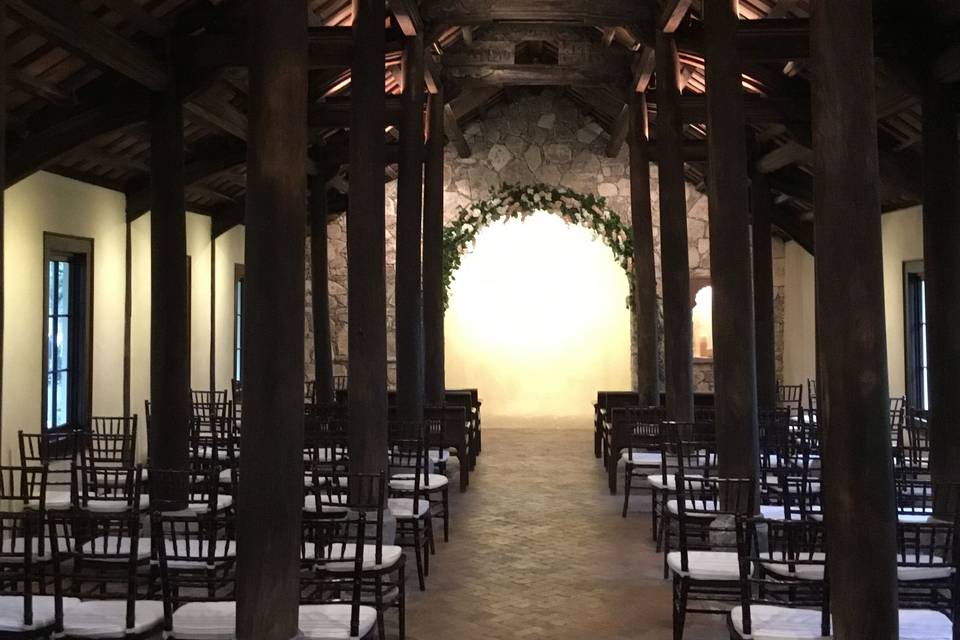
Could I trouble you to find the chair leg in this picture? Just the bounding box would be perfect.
[608,453,618,495]
[622,466,633,518]
[375,575,385,640]
[441,488,450,542]
[412,522,425,591]
[673,575,689,640]
[398,564,406,640]
[651,487,659,540]
[594,425,602,458]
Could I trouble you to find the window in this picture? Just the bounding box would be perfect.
[233,264,245,383]
[690,279,713,360]
[43,234,93,431]
[904,261,928,411]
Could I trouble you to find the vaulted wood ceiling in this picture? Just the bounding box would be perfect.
[3,0,957,246]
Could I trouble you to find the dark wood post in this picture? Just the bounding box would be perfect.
[149,85,190,476]
[348,0,388,475]
[0,0,5,453]
[123,222,131,419]
[751,172,777,410]
[236,0,307,636]
[655,31,693,421]
[310,176,335,405]
[629,92,659,407]
[922,81,960,489]
[811,1,899,635]
[704,0,758,482]
[209,228,216,396]
[396,34,426,421]
[423,88,445,405]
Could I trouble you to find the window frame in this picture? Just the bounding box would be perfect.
[233,263,245,383]
[41,233,94,432]
[903,260,927,412]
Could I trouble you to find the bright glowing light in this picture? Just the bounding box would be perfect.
[444,211,631,420]
[692,285,714,359]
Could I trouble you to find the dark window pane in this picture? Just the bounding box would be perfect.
[47,261,56,315]
[46,372,54,430]
[56,317,70,371]
[55,371,68,427]
[47,316,55,373]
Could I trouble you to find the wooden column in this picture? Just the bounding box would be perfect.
[423,88,445,405]
[348,0,388,475]
[655,31,693,421]
[310,176,334,405]
[209,229,216,396]
[149,85,190,475]
[395,34,426,421]
[629,92,659,407]
[236,0,307,636]
[811,1,898,636]
[0,0,5,454]
[123,222,131,419]
[751,172,777,410]
[704,0,758,482]
[922,81,960,488]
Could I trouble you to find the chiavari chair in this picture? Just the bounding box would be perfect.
[386,424,432,591]
[777,384,804,425]
[615,406,666,519]
[389,417,451,543]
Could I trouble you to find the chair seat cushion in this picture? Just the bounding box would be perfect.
[729,605,828,639]
[667,551,740,581]
[303,494,350,514]
[763,553,952,582]
[197,446,233,461]
[666,499,718,517]
[26,490,73,510]
[187,494,234,515]
[322,543,403,571]
[388,498,430,519]
[0,538,54,563]
[85,495,150,513]
[80,536,151,561]
[63,600,165,638]
[171,601,235,639]
[0,595,80,632]
[299,604,377,640]
[900,609,953,640]
[389,474,449,492]
[428,449,450,464]
[647,474,676,490]
[620,451,661,466]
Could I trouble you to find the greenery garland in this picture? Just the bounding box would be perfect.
[442,183,635,309]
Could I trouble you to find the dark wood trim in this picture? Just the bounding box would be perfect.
[655,31,693,422]
[232,263,245,383]
[347,0,389,478]
[308,179,333,404]
[41,232,94,432]
[902,259,925,412]
[0,0,6,454]
[123,220,131,420]
[811,0,899,633]
[395,34,426,422]
[235,0,307,635]
[208,227,216,397]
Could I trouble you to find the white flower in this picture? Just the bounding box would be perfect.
[533,193,542,203]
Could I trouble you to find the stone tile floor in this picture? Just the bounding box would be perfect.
[396,419,729,640]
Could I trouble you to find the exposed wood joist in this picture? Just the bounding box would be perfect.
[126,139,247,219]
[421,0,655,30]
[660,0,694,33]
[605,105,630,157]
[632,47,656,92]
[770,205,814,254]
[98,0,168,38]
[389,0,423,37]
[7,0,169,91]
[647,93,794,124]
[676,18,809,62]
[8,67,74,104]
[309,96,403,128]
[444,103,471,158]
[185,95,248,140]
[176,27,405,72]
[448,64,630,87]
[755,140,812,173]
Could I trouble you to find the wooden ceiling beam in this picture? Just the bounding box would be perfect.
[770,205,814,254]
[389,0,423,37]
[676,18,809,62]
[7,0,169,91]
[755,140,813,174]
[185,96,248,141]
[605,104,630,157]
[309,97,404,128]
[660,0,694,34]
[98,0,168,38]
[447,63,631,88]
[444,103,471,158]
[647,94,793,124]
[421,0,655,28]
[632,47,656,92]
[8,66,74,105]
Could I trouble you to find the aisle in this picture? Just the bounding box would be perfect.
[399,420,728,640]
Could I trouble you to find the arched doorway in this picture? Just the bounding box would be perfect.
[442,184,636,423]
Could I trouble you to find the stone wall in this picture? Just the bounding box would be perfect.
[305,88,786,394]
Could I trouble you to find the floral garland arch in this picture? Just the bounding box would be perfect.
[442,183,634,308]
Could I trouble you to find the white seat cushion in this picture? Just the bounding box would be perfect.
[666,499,718,517]
[764,553,951,582]
[0,538,53,563]
[197,446,233,461]
[428,449,450,464]
[63,600,164,638]
[389,474,449,492]
[388,498,430,519]
[303,494,350,514]
[900,609,953,640]
[188,494,234,514]
[26,490,73,510]
[322,543,403,571]
[219,468,234,483]
[171,601,234,639]
[299,604,377,640]
[667,551,740,581]
[85,495,150,513]
[620,451,661,466]
[0,595,80,632]
[760,505,787,520]
[729,605,828,639]
[647,474,676,490]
